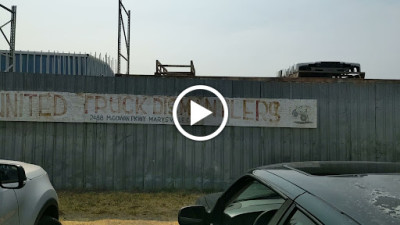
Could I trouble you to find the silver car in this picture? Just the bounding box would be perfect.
[0,159,60,225]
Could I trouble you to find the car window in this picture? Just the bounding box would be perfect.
[0,165,18,184]
[284,209,318,225]
[233,180,282,203]
[222,180,285,225]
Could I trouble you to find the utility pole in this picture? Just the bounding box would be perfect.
[0,4,16,72]
[118,0,131,75]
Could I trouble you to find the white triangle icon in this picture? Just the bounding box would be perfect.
[190,100,213,126]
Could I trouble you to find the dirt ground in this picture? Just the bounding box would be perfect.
[58,191,204,225]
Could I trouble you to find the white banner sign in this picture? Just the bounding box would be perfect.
[0,91,317,128]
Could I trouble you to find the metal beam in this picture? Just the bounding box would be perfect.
[0,4,16,72]
[9,6,16,72]
[127,10,130,74]
[117,2,121,74]
[0,20,11,29]
[0,4,12,13]
[117,0,131,75]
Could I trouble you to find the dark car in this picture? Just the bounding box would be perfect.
[178,161,400,225]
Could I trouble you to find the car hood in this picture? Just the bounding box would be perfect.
[0,159,46,179]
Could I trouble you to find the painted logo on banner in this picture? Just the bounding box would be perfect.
[0,91,317,128]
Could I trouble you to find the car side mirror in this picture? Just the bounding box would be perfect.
[178,205,208,225]
[0,164,27,189]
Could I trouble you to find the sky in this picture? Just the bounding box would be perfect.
[1,0,400,79]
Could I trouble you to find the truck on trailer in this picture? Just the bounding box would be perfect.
[277,61,365,78]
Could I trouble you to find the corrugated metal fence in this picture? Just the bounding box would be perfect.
[0,72,399,190]
[0,51,114,77]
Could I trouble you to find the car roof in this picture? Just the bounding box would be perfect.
[254,161,400,225]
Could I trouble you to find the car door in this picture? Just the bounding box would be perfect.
[271,193,359,225]
[0,164,20,225]
[0,188,19,225]
[278,205,322,225]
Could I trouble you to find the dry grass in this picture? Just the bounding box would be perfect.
[61,219,177,225]
[58,191,203,222]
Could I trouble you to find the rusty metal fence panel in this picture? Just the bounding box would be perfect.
[0,72,399,190]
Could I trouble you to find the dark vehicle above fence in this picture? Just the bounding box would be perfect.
[277,61,365,79]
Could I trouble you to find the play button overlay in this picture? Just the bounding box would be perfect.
[190,101,213,126]
[173,85,229,142]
